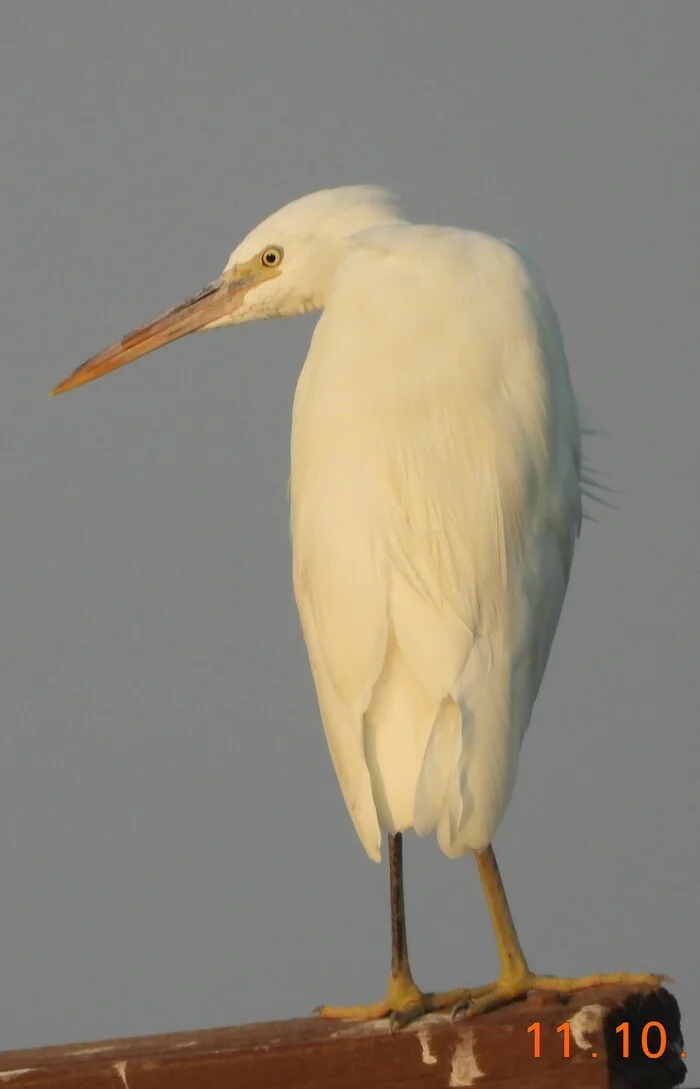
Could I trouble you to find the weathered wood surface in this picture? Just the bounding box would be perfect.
[0,985,686,1089]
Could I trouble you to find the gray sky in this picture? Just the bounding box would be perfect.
[1,1,697,1075]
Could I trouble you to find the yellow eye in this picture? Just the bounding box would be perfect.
[261,246,283,268]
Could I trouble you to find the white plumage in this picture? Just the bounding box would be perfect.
[54,185,662,1026]
[53,185,583,863]
[289,205,581,862]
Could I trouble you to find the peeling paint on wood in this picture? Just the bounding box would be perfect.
[568,1003,606,1051]
[449,1030,484,1086]
[417,1027,438,1066]
[0,985,685,1089]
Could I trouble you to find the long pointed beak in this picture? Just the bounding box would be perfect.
[51,274,248,396]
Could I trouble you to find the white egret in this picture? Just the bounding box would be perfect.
[52,186,662,1024]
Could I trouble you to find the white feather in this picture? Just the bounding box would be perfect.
[54,185,583,866]
[290,214,581,859]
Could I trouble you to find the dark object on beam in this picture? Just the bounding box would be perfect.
[0,985,687,1088]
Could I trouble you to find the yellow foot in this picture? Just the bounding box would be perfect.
[453,970,668,1020]
[316,968,475,1029]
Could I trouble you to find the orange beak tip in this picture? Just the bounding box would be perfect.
[49,378,71,397]
[49,274,239,400]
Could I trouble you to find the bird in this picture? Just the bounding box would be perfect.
[52,185,663,1025]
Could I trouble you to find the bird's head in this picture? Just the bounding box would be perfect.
[51,185,402,396]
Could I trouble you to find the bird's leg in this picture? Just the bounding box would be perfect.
[316,833,471,1027]
[452,844,665,1020]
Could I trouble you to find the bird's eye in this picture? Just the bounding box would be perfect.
[261,247,283,268]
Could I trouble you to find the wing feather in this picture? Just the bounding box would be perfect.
[291,226,582,858]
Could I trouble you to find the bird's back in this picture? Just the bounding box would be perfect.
[290,223,581,861]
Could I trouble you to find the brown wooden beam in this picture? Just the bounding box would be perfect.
[0,985,687,1089]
